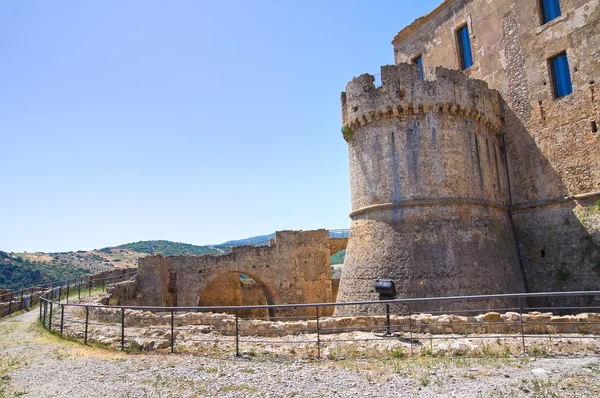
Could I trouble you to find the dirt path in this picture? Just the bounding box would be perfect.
[1,309,600,397]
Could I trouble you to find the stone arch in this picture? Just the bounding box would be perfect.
[330,244,347,302]
[137,230,335,318]
[196,269,276,319]
[329,237,348,256]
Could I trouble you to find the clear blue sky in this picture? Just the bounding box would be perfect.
[1,0,440,252]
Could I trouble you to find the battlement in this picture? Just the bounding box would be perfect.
[341,63,501,138]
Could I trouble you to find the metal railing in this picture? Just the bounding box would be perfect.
[38,286,600,359]
[328,229,349,238]
[0,269,137,319]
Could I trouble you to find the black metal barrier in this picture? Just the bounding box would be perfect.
[38,285,600,359]
[0,269,138,320]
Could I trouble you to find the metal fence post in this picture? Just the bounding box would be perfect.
[66,284,70,303]
[408,304,413,356]
[78,282,81,301]
[171,310,175,354]
[43,300,47,327]
[235,309,240,357]
[88,281,91,297]
[84,307,89,345]
[121,308,125,351]
[20,290,24,311]
[39,297,43,320]
[518,297,526,355]
[8,292,13,316]
[385,303,391,335]
[316,306,321,359]
[49,302,53,332]
[60,304,64,337]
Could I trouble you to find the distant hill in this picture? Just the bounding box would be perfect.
[218,233,275,247]
[113,240,225,256]
[331,249,346,265]
[0,251,91,290]
[2,231,346,289]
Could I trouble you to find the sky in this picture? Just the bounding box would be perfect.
[0,0,441,253]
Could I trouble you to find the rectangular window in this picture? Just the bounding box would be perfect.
[456,25,473,70]
[550,52,572,98]
[540,0,561,24]
[412,55,424,79]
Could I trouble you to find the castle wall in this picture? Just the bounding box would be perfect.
[197,273,269,319]
[391,0,600,296]
[336,64,525,313]
[393,0,600,201]
[138,230,334,317]
[513,198,600,307]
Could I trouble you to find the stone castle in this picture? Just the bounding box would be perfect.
[336,0,600,312]
[134,0,598,315]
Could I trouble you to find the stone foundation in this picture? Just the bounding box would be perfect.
[83,306,600,338]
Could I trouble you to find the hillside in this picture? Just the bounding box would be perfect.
[113,240,226,256]
[331,249,346,265]
[0,251,91,290]
[218,233,275,247]
[3,231,346,290]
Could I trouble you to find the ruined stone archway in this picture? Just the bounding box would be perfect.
[330,249,346,301]
[137,230,337,317]
[329,237,348,256]
[196,271,275,319]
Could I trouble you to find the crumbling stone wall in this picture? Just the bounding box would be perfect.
[328,238,348,255]
[337,64,525,314]
[0,290,44,317]
[85,305,600,338]
[106,279,140,306]
[138,230,335,317]
[90,268,137,284]
[197,273,269,319]
[389,0,600,298]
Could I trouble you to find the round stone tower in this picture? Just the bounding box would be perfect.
[335,64,525,314]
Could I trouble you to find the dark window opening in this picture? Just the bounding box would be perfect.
[456,25,473,70]
[549,52,573,98]
[412,55,424,79]
[540,0,561,24]
[592,121,598,133]
[540,249,546,258]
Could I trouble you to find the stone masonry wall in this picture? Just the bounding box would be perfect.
[337,64,525,314]
[86,305,600,338]
[197,273,269,319]
[388,0,600,298]
[138,230,334,318]
[393,0,600,201]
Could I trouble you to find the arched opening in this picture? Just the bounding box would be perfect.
[330,249,346,301]
[197,271,274,319]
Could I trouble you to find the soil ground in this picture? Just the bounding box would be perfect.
[1,308,600,397]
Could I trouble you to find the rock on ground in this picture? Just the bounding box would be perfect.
[0,310,599,397]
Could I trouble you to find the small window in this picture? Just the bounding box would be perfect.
[540,0,561,24]
[549,52,573,98]
[456,25,473,70]
[412,55,424,79]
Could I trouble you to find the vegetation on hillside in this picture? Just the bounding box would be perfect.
[0,251,91,290]
[2,231,348,289]
[114,234,278,257]
[113,240,224,256]
[331,249,346,265]
[218,233,275,247]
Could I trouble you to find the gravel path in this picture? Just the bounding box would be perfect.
[1,309,600,397]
